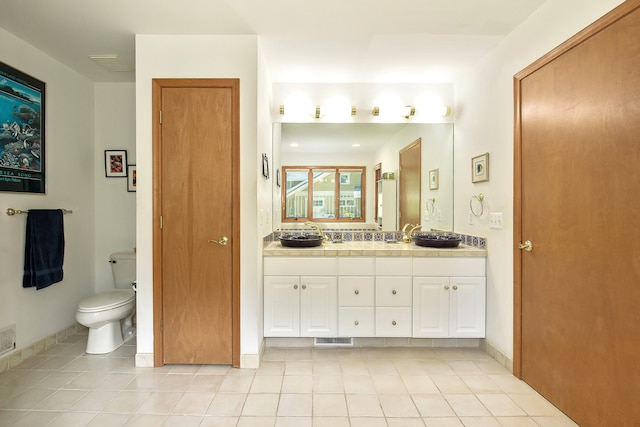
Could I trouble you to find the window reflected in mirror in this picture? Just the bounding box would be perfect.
[282,166,366,222]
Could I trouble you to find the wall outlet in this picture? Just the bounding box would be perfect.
[489,212,504,229]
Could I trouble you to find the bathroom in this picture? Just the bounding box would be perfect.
[0,4,633,426]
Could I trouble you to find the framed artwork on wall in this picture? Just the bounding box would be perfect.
[472,152,490,183]
[0,61,46,194]
[105,150,127,177]
[127,164,136,192]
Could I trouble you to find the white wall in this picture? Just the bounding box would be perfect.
[94,83,136,292]
[0,27,96,348]
[453,0,625,359]
[134,35,263,366]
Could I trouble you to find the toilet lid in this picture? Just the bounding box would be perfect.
[78,289,135,313]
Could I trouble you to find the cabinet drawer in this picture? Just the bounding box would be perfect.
[376,307,412,337]
[376,257,412,276]
[412,257,485,277]
[264,257,337,276]
[376,277,412,306]
[339,307,375,337]
[338,257,375,275]
[338,277,374,306]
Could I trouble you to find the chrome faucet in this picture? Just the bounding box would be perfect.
[305,221,328,243]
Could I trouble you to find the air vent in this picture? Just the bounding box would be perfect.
[0,324,16,356]
[314,337,353,346]
[88,54,134,72]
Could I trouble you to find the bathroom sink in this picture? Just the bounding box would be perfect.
[413,232,462,248]
[279,234,325,248]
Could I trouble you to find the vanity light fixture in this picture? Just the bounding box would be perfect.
[279,105,285,115]
[403,106,416,119]
[314,105,321,119]
[372,106,380,116]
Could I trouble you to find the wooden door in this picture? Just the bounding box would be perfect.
[514,3,640,425]
[152,79,240,366]
[399,139,421,228]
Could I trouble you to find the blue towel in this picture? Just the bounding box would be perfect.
[23,209,65,290]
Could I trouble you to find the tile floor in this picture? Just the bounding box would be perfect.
[0,333,579,426]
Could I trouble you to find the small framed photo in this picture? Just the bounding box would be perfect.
[127,165,137,192]
[472,152,489,183]
[429,169,439,190]
[105,150,127,177]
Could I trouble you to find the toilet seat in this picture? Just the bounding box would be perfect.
[78,289,135,313]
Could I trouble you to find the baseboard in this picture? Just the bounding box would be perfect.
[481,338,514,373]
[241,338,266,369]
[0,323,86,374]
[135,353,155,367]
[264,337,482,348]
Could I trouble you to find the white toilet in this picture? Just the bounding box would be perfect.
[76,251,136,354]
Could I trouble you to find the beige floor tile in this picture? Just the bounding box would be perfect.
[275,416,312,427]
[379,394,420,417]
[155,374,196,391]
[395,360,428,376]
[251,375,283,393]
[422,361,456,376]
[412,394,456,417]
[495,417,539,427]
[198,365,232,375]
[218,375,254,393]
[458,417,501,427]
[171,391,215,415]
[285,361,313,376]
[236,416,276,427]
[339,361,369,375]
[431,375,472,394]
[277,393,312,417]
[136,391,182,414]
[35,370,82,388]
[199,416,239,427]
[86,412,132,427]
[242,393,280,416]
[367,360,399,375]
[124,373,168,391]
[71,390,119,411]
[102,390,151,413]
[373,375,409,394]
[446,361,485,375]
[206,393,247,417]
[509,393,565,417]
[313,393,348,416]
[161,414,203,427]
[387,418,427,427]
[64,371,110,390]
[422,417,464,427]
[312,375,343,393]
[281,375,313,393]
[7,410,62,427]
[488,375,535,394]
[124,413,167,426]
[1,387,56,410]
[286,348,313,361]
[531,416,580,427]
[257,361,286,376]
[48,411,100,427]
[403,375,440,394]
[459,376,502,394]
[350,416,387,427]
[187,375,225,392]
[342,375,376,394]
[473,360,510,375]
[345,394,384,417]
[311,416,350,427]
[262,349,287,362]
[96,372,137,390]
[476,394,527,417]
[313,361,342,375]
[169,365,202,374]
[443,394,491,417]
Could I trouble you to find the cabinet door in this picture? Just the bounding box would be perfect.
[264,276,300,337]
[449,277,486,338]
[412,277,450,338]
[300,276,338,337]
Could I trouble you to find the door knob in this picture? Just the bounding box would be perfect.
[518,240,533,252]
[208,236,229,246]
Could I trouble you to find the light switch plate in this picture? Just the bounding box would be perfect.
[489,212,504,229]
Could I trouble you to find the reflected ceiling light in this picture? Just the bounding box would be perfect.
[290,143,299,147]
[352,144,360,147]
[372,106,380,116]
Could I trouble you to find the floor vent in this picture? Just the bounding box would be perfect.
[314,337,353,346]
[0,324,16,356]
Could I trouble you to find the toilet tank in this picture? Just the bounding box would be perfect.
[110,251,136,289]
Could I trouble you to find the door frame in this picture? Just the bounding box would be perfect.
[513,1,639,378]
[398,138,422,228]
[151,78,241,367]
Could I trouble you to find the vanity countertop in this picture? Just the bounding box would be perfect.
[263,241,486,257]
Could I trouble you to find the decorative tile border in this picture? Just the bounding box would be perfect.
[265,228,487,249]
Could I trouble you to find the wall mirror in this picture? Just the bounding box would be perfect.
[272,123,453,232]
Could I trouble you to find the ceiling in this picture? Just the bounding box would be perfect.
[0,0,544,83]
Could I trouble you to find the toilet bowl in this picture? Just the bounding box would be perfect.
[76,251,136,354]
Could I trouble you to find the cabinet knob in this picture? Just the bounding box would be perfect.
[444,285,450,290]
[294,284,298,290]
[302,284,307,290]
[354,320,359,326]
[392,320,397,326]
[392,290,397,295]
[453,285,458,290]
[354,289,359,295]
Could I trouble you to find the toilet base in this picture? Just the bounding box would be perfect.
[86,321,123,354]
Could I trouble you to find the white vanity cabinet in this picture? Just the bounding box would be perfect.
[375,258,412,336]
[412,258,486,338]
[338,258,375,337]
[264,258,338,337]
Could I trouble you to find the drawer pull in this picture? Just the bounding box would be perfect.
[453,285,458,290]
[302,284,307,290]
[354,320,359,326]
[354,290,360,295]
[444,285,450,290]
[294,284,298,290]
[392,290,397,295]
[392,320,397,326]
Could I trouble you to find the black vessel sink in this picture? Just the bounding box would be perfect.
[413,232,462,248]
[279,234,324,248]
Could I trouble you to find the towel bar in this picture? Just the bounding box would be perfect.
[6,208,73,216]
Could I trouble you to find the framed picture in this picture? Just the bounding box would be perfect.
[0,61,46,194]
[127,164,136,192]
[429,169,439,190]
[472,152,490,183]
[105,150,127,177]
[262,153,270,179]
